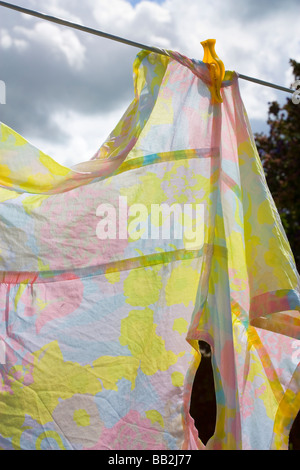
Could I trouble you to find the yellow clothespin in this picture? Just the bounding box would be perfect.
[201,39,225,103]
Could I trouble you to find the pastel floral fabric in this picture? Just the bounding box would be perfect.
[0,50,299,450]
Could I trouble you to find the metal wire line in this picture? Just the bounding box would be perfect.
[0,0,295,95]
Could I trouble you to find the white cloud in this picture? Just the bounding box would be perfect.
[41,0,84,24]
[14,22,86,69]
[92,0,173,48]
[1,0,299,166]
[0,29,28,51]
[93,0,135,28]
[0,30,13,49]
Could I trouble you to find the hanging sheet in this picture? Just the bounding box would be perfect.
[0,50,299,450]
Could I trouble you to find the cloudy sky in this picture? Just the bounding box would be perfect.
[0,0,299,167]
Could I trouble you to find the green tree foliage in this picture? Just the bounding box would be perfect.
[254,59,300,271]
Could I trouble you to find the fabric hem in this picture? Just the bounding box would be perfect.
[271,362,300,450]
[249,288,300,339]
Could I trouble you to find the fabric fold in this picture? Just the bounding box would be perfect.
[0,49,299,450]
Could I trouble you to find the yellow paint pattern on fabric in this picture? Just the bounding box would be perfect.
[149,56,169,93]
[173,318,188,335]
[36,431,65,450]
[246,347,279,421]
[0,342,98,447]
[36,259,52,275]
[19,173,58,192]
[120,172,168,242]
[0,164,12,187]
[32,342,102,420]
[257,199,274,225]
[189,172,209,195]
[0,341,143,447]
[39,152,70,176]
[22,195,49,214]
[146,410,164,428]
[120,172,168,214]
[171,371,184,387]
[105,271,120,284]
[124,267,162,306]
[182,202,204,250]
[1,123,27,146]
[92,355,139,391]
[73,409,91,427]
[0,188,19,202]
[238,141,262,176]
[164,160,190,183]
[243,194,261,277]
[165,264,200,307]
[226,231,248,291]
[152,97,173,125]
[264,237,298,286]
[120,308,178,375]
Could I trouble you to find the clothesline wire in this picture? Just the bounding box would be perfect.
[0,0,295,95]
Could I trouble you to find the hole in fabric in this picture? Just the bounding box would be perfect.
[289,409,300,450]
[189,341,216,445]
[190,343,299,450]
